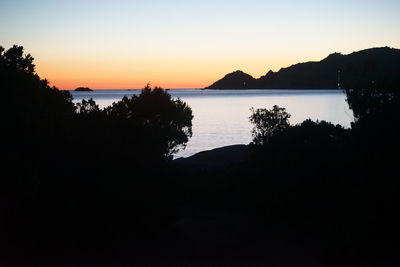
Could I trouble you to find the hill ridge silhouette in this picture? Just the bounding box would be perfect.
[206,47,400,89]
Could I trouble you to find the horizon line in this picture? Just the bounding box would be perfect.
[64,88,204,91]
[56,46,398,91]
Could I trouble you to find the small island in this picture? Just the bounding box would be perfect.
[75,87,93,92]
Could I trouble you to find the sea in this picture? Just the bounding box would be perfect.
[70,89,354,158]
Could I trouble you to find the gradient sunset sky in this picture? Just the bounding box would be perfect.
[1,0,400,89]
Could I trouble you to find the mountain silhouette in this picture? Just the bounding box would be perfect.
[207,70,257,89]
[206,47,400,89]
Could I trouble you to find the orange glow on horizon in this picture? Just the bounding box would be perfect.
[35,58,229,90]
[45,76,214,90]
[35,54,309,90]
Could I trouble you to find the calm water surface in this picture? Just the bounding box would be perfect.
[71,89,354,158]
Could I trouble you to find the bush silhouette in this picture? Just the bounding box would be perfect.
[103,84,193,160]
[249,105,291,146]
[345,80,400,122]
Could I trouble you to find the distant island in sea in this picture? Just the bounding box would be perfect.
[206,47,400,90]
[75,87,93,91]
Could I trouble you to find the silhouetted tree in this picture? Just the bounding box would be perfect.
[76,98,100,114]
[105,85,193,159]
[343,79,400,173]
[2,46,195,256]
[2,45,76,156]
[249,105,290,146]
[345,80,400,122]
[0,44,35,74]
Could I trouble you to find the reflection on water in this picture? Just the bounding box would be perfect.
[71,89,354,158]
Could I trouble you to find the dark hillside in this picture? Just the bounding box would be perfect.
[207,47,400,89]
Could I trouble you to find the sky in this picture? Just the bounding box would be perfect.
[1,0,400,89]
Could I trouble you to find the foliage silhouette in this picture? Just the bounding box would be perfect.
[345,80,400,122]
[344,78,400,173]
[240,76,400,264]
[3,44,400,265]
[249,105,291,146]
[102,84,193,159]
[2,45,194,264]
[2,45,76,164]
[1,44,35,74]
[76,98,100,114]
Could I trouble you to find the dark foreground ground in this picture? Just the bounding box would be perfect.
[2,145,399,267]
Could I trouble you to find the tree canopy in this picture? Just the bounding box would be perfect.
[104,85,193,159]
[3,45,194,164]
[249,105,291,146]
